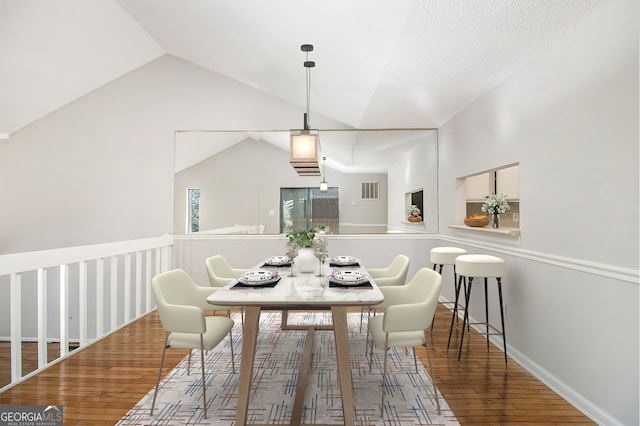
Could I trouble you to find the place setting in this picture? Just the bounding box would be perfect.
[329,255,360,267]
[231,269,281,288]
[328,269,373,289]
[262,255,292,267]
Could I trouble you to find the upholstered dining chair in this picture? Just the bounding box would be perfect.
[151,269,235,419]
[360,254,410,330]
[205,255,249,287]
[205,255,249,325]
[367,267,442,416]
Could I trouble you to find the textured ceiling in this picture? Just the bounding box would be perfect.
[0,0,610,139]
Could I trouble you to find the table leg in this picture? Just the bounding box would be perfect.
[331,305,355,426]
[236,306,260,425]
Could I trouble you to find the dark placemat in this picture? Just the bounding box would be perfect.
[329,280,372,289]
[261,262,292,267]
[329,263,360,267]
[232,277,281,289]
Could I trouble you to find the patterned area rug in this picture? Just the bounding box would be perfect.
[118,312,458,425]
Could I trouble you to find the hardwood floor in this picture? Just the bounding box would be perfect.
[0,305,594,425]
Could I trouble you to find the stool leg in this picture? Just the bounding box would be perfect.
[458,277,473,361]
[447,274,464,349]
[453,266,459,324]
[484,277,490,351]
[497,278,508,363]
[460,278,468,331]
[431,264,444,331]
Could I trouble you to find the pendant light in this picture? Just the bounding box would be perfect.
[320,156,328,192]
[290,44,320,176]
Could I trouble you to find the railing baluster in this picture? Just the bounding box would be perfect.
[79,260,87,346]
[124,253,131,322]
[59,264,69,357]
[10,273,22,382]
[135,251,142,318]
[110,256,118,331]
[96,258,104,336]
[37,268,48,368]
[145,250,152,311]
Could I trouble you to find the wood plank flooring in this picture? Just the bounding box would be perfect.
[0,305,594,425]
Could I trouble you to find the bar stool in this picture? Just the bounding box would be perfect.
[430,247,468,329]
[454,254,507,363]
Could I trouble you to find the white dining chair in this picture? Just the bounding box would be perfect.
[360,254,410,330]
[205,255,249,287]
[205,255,249,325]
[367,267,442,416]
[150,269,235,419]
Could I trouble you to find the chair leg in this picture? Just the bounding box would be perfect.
[229,328,235,373]
[412,347,418,373]
[150,335,169,416]
[200,336,208,419]
[368,327,374,371]
[364,307,374,354]
[187,350,192,374]
[423,332,441,415]
[381,335,389,417]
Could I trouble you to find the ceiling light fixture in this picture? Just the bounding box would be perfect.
[290,44,320,176]
[320,156,328,192]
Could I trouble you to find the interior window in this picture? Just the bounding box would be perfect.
[464,164,520,228]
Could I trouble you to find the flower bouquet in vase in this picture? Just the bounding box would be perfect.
[407,205,422,222]
[481,193,510,228]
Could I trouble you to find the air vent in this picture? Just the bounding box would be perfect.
[361,181,379,200]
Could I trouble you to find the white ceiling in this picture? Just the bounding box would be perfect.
[1,0,609,139]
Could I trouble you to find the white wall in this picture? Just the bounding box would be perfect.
[0,55,347,254]
[437,0,638,424]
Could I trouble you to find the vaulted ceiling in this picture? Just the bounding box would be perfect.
[1,0,609,139]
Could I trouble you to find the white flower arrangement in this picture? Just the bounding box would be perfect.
[481,193,511,215]
[407,205,421,217]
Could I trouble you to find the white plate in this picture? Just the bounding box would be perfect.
[331,256,359,266]
[238,270,279,285]
[330,270,369,285]
[264,256,290,265]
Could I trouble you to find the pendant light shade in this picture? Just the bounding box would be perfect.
[290,44,320,176]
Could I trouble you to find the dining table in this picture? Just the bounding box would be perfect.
[207,258,384,426]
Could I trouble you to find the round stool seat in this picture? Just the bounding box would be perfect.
[456,254,505,278]
[430,247,468,265]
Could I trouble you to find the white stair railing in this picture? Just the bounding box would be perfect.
[0,234,173,391]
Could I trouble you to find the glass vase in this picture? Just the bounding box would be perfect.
[492,214,500,229]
